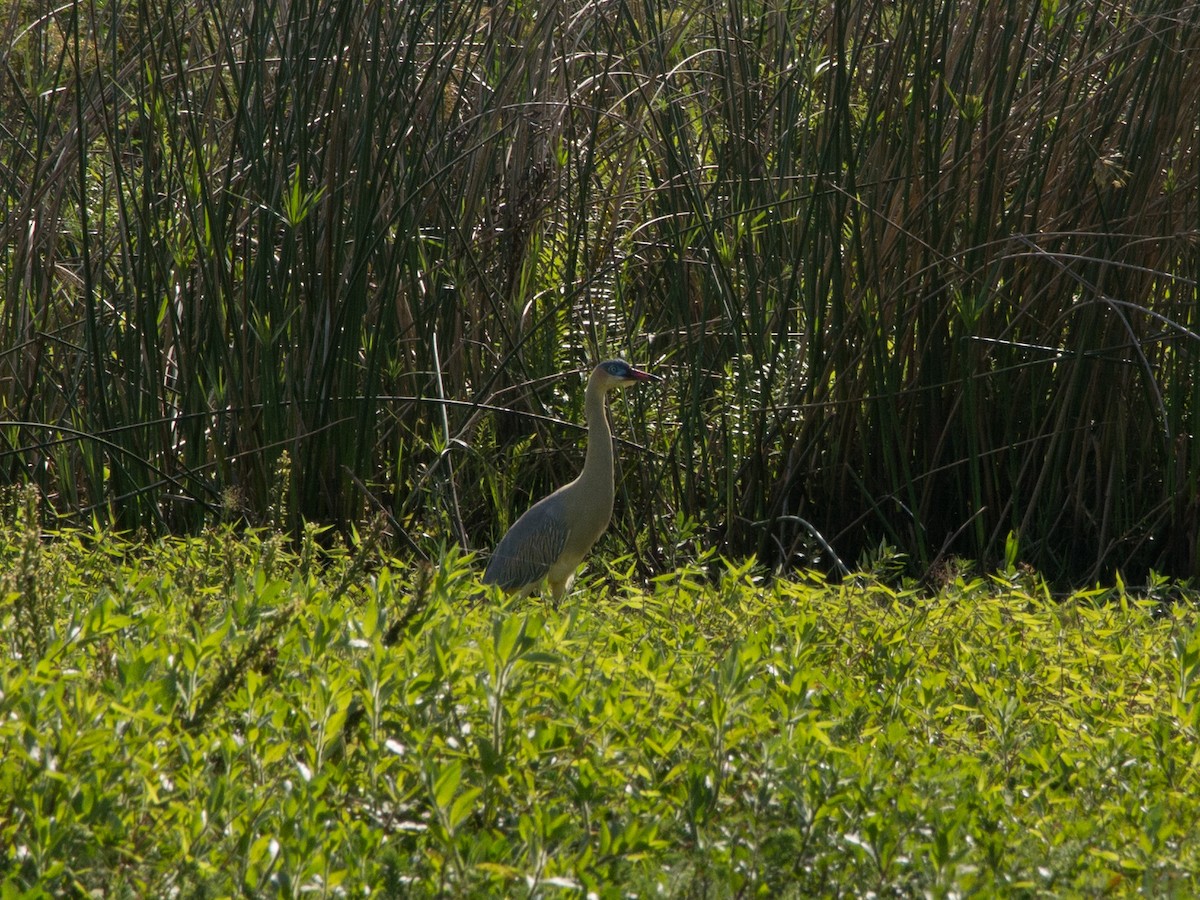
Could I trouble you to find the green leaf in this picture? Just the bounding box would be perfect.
[433,761,462,810]
[448,787,482,831]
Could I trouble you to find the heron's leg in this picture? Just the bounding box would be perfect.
[548,572,576,606]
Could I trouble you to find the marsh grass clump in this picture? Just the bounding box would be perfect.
[2,0,1198,581]
[1,485,48,658]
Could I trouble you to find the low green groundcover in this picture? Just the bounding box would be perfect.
[2,527,1198,897]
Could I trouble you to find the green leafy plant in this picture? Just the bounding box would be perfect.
[3,527,1200,895]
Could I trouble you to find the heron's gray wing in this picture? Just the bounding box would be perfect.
[482,502,569,592]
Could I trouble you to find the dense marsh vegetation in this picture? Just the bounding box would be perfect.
[3,510,1200,896]
[2,0,1197,581]
[5,1,1200,892]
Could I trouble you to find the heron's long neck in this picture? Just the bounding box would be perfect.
[579,377,614,504]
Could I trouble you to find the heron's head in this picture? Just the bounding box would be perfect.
[592,359,660,390]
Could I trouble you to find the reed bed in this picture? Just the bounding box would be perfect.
[2,0,1198,581]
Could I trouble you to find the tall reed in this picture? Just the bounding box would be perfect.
[2,0,1198,581]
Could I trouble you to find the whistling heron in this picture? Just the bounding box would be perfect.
[483,360,660,601]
